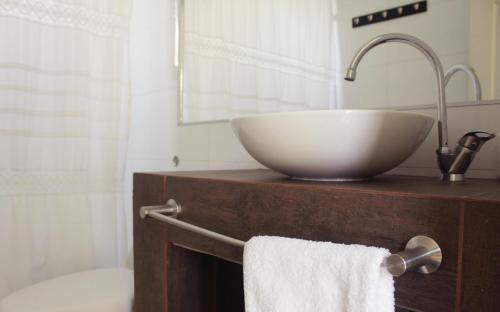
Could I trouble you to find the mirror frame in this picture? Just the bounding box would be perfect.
[176,0,185,125]
[176,0,229,126]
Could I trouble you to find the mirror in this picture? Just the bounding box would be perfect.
[177,0,500,124]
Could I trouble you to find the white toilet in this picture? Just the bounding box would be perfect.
[0,254,134,312]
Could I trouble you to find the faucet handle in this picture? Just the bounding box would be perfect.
[458,131,496,151]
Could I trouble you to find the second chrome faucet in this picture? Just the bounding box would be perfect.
[345,33,495,181]
[444,64,482,102]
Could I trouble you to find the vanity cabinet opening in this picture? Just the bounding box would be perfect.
[167,244,244,312]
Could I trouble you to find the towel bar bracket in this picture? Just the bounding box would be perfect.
[140,199,245,248]
[384,235,442,276]
[140,199,181,219]
[140,199,442,277]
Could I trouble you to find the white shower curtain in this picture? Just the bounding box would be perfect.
[0,0,131,299]
[183,0,336,122]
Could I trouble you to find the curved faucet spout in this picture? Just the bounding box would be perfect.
[444,64,482,102]
[344,33,449,154]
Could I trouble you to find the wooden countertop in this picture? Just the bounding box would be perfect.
[142,169,500,203]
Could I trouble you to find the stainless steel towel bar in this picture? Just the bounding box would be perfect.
[140,199,442,277]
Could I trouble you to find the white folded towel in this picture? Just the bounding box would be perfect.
[243,236,394,312]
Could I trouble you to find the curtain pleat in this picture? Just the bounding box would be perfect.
[0,0,131,299]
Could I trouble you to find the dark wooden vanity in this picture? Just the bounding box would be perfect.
[133,170,500,312]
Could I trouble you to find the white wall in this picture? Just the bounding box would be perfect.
[126,0,499,237]
[337,0,471,108]
[390,101,500,179]
[125,0,179,245]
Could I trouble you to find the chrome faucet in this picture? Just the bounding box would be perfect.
[437,131,495,181]
[444,64,482,102]
[345,33,495,181]
[345,33,450,154]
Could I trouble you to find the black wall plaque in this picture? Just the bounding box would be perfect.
[352,1,427,28]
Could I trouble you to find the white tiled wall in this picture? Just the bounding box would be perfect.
[337,0,471,108]
[389,101,500,179]
[172,121,261,171]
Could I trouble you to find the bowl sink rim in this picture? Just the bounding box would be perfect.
[230,109,434,123]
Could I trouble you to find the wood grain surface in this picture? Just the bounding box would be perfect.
[133,170,500,312]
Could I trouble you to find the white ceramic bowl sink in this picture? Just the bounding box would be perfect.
[231,110,434,181]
